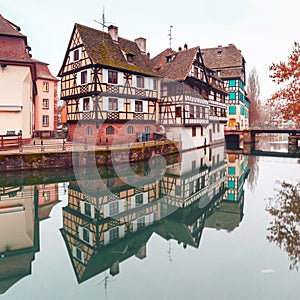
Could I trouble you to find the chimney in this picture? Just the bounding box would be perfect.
[184,43,188,50]
[135,37,146,54]
[108,25,118,42]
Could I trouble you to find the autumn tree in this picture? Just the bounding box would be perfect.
[247,68,261,125]
[269,42,300,123]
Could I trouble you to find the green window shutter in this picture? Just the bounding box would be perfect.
[228,193,235,201]
[228,180,235,189]
[229,106,236,114]
[229,92,236,100]
[228,166,236,175]
[229,79,236,87]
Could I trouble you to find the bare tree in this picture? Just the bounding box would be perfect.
[247,68,261,125]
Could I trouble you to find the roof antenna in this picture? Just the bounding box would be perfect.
[168,25,173,49]
[94,6,108,32]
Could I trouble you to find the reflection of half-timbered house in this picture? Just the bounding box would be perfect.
[58,24,160,145]
[60,171,161,283]
[151,46,227,150]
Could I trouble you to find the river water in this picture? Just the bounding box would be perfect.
[0,139,299,300]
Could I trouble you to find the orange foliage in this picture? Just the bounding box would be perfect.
[269,42,300,122]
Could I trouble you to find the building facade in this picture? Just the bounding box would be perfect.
[202,44,250,130]
[0,14,58,144]
[151,46,227,150]
[58,24,160,145]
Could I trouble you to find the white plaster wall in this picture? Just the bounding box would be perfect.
[0,65,33,138]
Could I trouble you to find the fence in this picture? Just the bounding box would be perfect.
[0,133,22,149]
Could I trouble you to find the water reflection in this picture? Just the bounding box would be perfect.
[266,180,300,270]
[0,184,60,293]
[0,145,251,294]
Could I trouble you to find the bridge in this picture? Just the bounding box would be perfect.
[225,125,300,146]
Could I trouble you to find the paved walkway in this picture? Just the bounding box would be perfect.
[0,138,173,154]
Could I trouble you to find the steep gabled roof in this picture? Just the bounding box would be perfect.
[0,14,23,37]
[151,47,199,81]
[201,44,245,79]
[34,60,58,81]
[71,23,159,77]
[0,14,34,63]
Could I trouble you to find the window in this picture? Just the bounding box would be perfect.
[73,246,84,263]
[109,201,119,215]
[190,105,194,118]
[42,82,49,92]
[137,216,145,230]
[229,106,236,114]
[137,76,144,88]
[108,70,118,84]
[43,191,50,201]
[42,98,49,109]
[217,50,222,55]
[192,160,196,171]
[194,66,199,78]
[217,70,221,76]
[228,180,235,189]
[73,49,79,61]
[81,71,88,84]
[135,100,143,112]
[107,178,115,187]
[126,54,134,63]
[145,126,151,133]
[229,118,236,127]
[192,126,196,137]
[108,98,118,110]
[175,106,181,117]
[86,126,93,135]
[42,115,49,127]
[82,227,92,244]
[153,79,157,90]
[127,126,134,134]
[106,126,115,135]
[109,227,119,242]
[84,202,92,217]
[196,106,200,118]
[83,98,90,111]
[229,92,236,100]
[135,194,143,206]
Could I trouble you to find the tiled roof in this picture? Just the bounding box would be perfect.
[0,14,34,63]
[34,60,58,81]
[75,24,159,77]
[0,14,23,37]
[151,47,199,81]
[201,44,245,78]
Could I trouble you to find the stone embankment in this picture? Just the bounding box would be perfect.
[0,138,180,172]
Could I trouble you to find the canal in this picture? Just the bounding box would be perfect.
[0,140,299,300]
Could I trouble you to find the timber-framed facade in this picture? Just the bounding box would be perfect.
[58,24,160,145]
[151,46,227,149]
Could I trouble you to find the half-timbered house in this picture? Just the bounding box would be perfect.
[201,44,250,130]
[58,24,160,145]
[151,46,227,150]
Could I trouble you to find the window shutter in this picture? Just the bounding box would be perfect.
[89,231,93,245]
[144,77,150,89]
[102,69,108,83]
[143,192,148,204]
[78,227,83,240]
[132,75,137,87]
[143,101,148,113]
[119,225,125,238]
[130,99,135,112]
[118,98,124,111]
[118,72,123,85]
[103,97,108,111]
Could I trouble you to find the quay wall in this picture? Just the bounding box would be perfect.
[0,141,179,172]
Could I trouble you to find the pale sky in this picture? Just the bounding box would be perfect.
[1,0,300,100]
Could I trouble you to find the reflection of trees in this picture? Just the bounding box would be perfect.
[266,180,300,270]
[246,156,259,192]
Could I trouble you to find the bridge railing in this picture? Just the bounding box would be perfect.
[250,123,300,130]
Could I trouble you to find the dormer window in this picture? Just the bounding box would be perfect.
[194,67,199,78]
[217,50,222,55]
[166,55,172,63]
[126,53,134,63]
